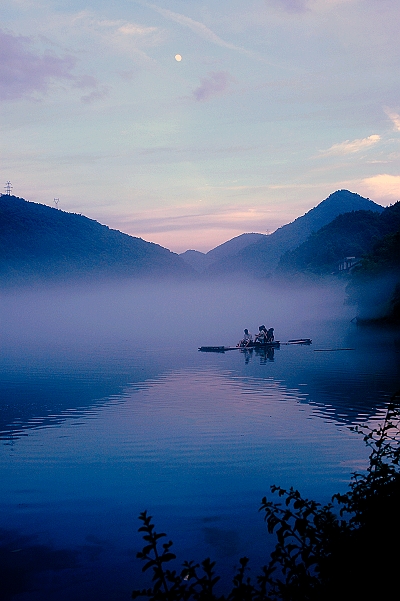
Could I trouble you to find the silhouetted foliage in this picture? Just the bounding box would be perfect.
[133,393,400,600]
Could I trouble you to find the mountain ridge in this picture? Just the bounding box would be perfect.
[180,233,266,272]
[0,190,386,285]
[0,195,195,284]
[203,190,384,277]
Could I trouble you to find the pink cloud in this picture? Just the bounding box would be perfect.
[0,29,104,102]
[193,71,233,102]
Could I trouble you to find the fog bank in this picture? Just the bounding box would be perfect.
[1,279,352,351]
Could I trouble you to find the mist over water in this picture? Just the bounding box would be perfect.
[1,278,351,349]
[1,278,399,600]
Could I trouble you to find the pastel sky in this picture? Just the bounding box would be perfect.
[1,0,400,253]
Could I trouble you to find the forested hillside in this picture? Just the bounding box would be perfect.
[276,202,400,276]
[0,196,194,284]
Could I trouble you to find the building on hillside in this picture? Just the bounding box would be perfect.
[338,256,360,272]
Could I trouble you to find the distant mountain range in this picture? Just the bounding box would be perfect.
[0,195,194,284]
[180,233,265,273]
[180,190,384,277]
[0,190,388,285]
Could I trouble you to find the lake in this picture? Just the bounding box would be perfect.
[1,279,399,600]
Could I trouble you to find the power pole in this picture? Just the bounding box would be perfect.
[4,181,13,195]
[54,198,60,209]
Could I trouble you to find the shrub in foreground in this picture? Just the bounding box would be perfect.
[133,394,400,600]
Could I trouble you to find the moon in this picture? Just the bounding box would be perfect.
[174,54,182,62]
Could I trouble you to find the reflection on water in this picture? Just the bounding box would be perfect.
[0,281,399,600]
[239,345,277,363]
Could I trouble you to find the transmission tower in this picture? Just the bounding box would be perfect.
[4,181,13,195]
[54,198,60,209]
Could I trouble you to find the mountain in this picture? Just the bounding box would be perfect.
[277,203,400,276]
[203,190,384,277]
[206,233,266,262]
[0,190,386,286]
[0,195,194,284]
[180,233,266,273]
[179,250,211,273]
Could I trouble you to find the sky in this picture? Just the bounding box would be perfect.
[1,0,400,253]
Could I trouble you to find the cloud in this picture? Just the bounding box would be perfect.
[115,199,290,236]
[80,86,110,104]
[360,174,400,202]
[96,17,159,38]
[268,0,360,14]
[0,28,103,102]
[143,2,261,60]
[93,17,161,64]
[111,202,293,252]
[269,0,309,12]
[319,135,381,156]
[309,0,355,9]
[117,23,158,36]
[193,71,233,102]
[0,29,76,100]
[384,107,400,132]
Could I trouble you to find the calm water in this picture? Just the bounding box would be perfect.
[1,280,399,600]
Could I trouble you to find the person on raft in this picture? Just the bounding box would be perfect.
[255,325,267,344]
[255,326,275,344]
[238,328,253,347]
[266,327,274,342]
